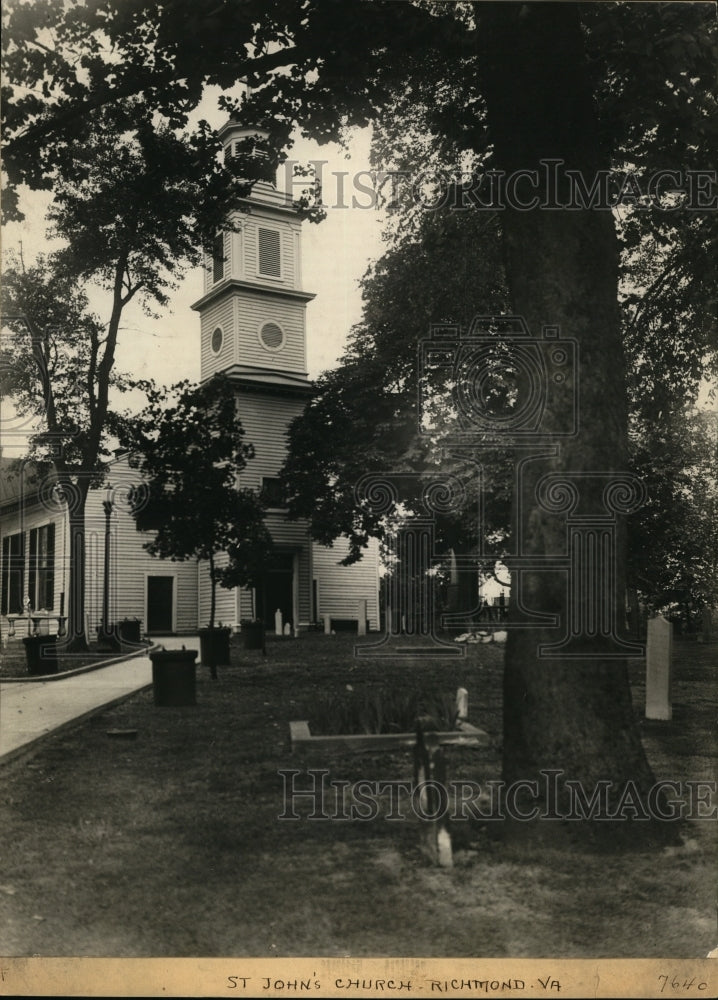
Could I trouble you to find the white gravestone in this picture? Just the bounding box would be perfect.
[274,609,283,635]
[357,599,367,636]
[456,687,469,721]
[645,614,672,720]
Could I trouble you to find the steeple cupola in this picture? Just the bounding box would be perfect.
[218,120,276,188]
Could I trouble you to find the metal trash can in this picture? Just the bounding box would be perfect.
[242,621,265,650]
[150,647,197,707]
[198,627,231,667]
[119,618,142,645]
[23,635,59,676]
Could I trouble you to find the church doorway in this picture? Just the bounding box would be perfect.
[146,575,174,634]
[256,552,295,632]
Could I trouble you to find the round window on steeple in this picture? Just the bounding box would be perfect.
[259,321,285,352]
[211,327,223,354]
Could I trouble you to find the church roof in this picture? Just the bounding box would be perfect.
[0,457,51,508]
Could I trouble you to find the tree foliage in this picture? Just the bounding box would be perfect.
[2,254,119,472]
[281,205,513,567]
[1,95,251,646]
[117,375,272,630]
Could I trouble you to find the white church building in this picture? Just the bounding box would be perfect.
[0,121,381,639]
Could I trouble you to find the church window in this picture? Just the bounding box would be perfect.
[211,327,223,354]
[260,477,287,510]
[258,227,281,277]
[259,321,285,352]
[212,233,225,283]
[28,523,55,610]
[1,532,24,615]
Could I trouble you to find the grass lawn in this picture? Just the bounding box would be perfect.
[0,632,715,957]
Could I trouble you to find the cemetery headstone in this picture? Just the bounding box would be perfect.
[702,607,712,643]
[645,614,672,721]
[357,599,367,636]
[274,609,283,635]
[456,687,468,721]
[627,587,640,639]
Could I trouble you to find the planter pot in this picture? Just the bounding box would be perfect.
[198,627,231,667]
[119,619,142,645]
[242,622,265,650]
[23,635,59,676]
[149,648,198,707]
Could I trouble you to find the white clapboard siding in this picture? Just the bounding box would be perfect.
[312,537,381,629]
[197,553,236,629]
[235,293,308,373]
[263,510,311,549]
[84,457,198,634]
[200,294,235,379]
[239,588,254,622]
[236,392,307,487]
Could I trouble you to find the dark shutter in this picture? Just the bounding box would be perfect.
[10,533,24,614]
[1,536,9,615]
[44,523,55,609]
[28,528,37,611]
[213,233,225,283]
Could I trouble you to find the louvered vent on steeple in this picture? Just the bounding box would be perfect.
[258,227,281,277]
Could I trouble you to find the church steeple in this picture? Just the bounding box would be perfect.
[191,117,315,392]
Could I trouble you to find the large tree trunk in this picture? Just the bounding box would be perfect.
[477,4,673,843]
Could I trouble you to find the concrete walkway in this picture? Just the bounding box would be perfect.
[0,636,198,763]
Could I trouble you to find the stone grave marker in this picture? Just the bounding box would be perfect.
[274,609,283,635]
[645,614,672,721]
[456,687,469,721]
[702,607,713,643]
[357,599,367,636]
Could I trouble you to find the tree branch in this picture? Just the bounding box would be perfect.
[5,45,301,159]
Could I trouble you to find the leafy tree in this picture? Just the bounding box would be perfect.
[280,206,514,617]
[4,0,717,842]
[2,255,127,643]
[117,374,272,674]
[628,406,718,615]
[1,101,242,648]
